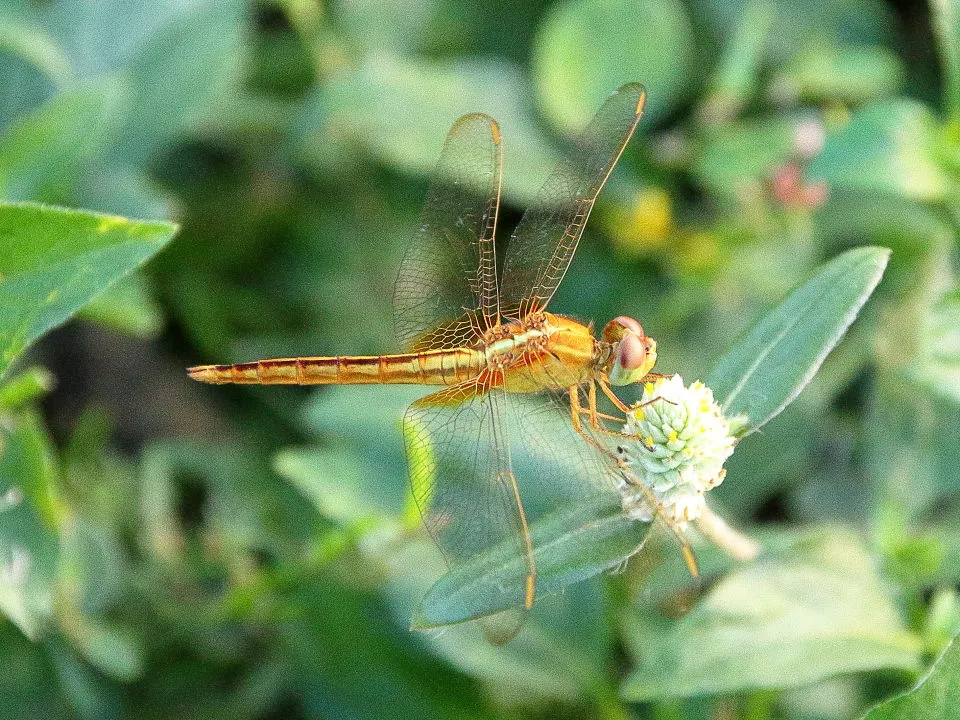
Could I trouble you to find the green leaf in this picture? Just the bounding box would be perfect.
[696,0,774,125]
[932,0,960,121]
[908,290,960,402]
[769,44,904,105]
[40,0,214,76]
[809,100,949,202]
[76,274,164,338]
[0,409,60,639]
[0,367,54,411]
[334,0,441,55]
[708,246,890,434]
[46,637,123,720]
[862,634,960,719]
[395,564,614,703]
[868,368,960,523]
[0,80,128,200]
[275,385,423,524]
[73,164,174,221]
[533,0,694,131]
[693,116,799,198]
[693,0,896,63]
[0,19,72,87]
[0,202,178,379]
[310,56,560,204]
[111,0,246,163]
[412,494,650,628]
[923,590,960,655]
[621,528,922,700]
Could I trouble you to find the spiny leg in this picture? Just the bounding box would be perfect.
[587,381,626,425]
[572,383,640,448]
[578,407,624,423]
[597,375,632,413]
[584,380,655,447]
[567,386,698,577]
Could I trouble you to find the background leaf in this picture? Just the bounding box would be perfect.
[932,0,960,121]
[0,409,59,639]
[309,55,560,204]
[0,202,177,379]
[809,101,949,201]
[533,0,695,131]
[862,634,960,719]
[708,246,890,434]
[0,80,128,201]
[621,528,922,700]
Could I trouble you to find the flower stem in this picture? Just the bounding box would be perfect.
[695,505,760,561]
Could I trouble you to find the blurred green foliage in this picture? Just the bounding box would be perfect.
[1,0,960,718]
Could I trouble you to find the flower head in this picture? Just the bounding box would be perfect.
[617,374,735,525]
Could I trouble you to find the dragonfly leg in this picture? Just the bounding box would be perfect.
[582,381,657,449]
[578,407,624,423]
[498,470,536,610]
[597,375,632,413]
[569,385,629,457]
[635,394,678,410]
[583,380,627,424]
[568,385,699,578]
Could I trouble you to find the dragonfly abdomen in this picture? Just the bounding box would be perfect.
[187,348,485,386]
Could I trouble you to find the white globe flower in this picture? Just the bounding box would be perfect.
[617,375,735,525]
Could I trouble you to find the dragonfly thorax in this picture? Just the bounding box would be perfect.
[481,312,601,392]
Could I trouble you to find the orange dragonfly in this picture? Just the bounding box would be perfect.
[189,83,694,634]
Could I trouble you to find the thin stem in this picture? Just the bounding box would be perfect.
[695,505,760,562]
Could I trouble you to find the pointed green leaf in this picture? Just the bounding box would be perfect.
[708,246,889,435]
[808,100,947,201]
[932,0,960,120]
[621,528,921,700]
[0,202,177,379]
[862,634,960,719]
[0,409,60,639]
[413,494,650,628]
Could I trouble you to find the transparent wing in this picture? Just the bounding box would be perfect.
[405,382,536,616]
[499,83,646,319]
[504,380,693,582]
[505,377,621,513]
[394,113,503,351]
[404,366,626,618]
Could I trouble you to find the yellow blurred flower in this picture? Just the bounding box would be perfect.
[607,187,674,256]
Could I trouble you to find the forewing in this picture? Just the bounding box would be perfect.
[405,383,536,616]
[499,83,646,319]
[394,113,503,351]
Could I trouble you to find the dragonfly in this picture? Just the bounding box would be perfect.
[188,83,695,639]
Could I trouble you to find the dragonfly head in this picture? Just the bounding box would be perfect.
[602,316,658,386]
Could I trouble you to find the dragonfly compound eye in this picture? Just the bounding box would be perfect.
[607,333,657,386]
[602,315,645,343]
[617,334,647,371]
